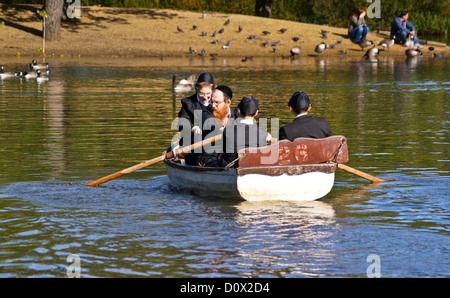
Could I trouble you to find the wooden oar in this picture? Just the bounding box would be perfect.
[84,134,222,187]
[337,163,391,183]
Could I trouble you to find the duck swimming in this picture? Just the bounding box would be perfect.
[0,66,19,79]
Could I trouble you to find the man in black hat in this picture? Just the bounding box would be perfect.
[177,72,215,165]
[194,85,240,166]
[201,85,239,138]
[178,72,215,135]
[279,91,332,141]
[220,96,269,167]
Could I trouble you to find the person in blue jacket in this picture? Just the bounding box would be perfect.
[390,11,423,48]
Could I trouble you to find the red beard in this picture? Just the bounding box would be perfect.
[212,106,229,122]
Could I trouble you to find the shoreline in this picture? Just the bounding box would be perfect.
[0,5,448,62]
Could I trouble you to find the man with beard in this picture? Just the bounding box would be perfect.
[197,85,239,166]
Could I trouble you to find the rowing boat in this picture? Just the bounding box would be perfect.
[164,135,348,201]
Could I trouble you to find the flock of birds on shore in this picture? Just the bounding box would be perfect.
[176,11,445,62]
[0,60,49,80]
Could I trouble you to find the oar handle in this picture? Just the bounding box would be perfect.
[84,134,222,187]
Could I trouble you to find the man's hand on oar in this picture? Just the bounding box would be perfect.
[84,134,222,187]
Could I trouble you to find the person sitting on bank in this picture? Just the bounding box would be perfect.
[390,11,423,48]
[348,7,369,43]
[220,96,269,168]
[279,91,332,141]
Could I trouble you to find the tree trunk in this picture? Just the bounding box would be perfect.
[255,0,272,18]
[44,0,64,41]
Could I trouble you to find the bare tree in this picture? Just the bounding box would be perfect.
[44,0,64,41]
[255,0,272,18]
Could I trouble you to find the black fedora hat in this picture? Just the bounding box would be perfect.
[238,96,259,115]
[215,85,233,100]
[288,91,310,109]
[197,72,214,84]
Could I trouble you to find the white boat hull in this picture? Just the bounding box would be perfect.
[237,171,335,201]
[164,160,336,201]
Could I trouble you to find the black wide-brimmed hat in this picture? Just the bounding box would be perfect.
[215,85,233,100]
[197,72,214,84]
[288,91,310,109]
[238,96,259,115]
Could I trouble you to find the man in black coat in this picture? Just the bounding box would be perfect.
[197,85,239,166]
[177,72,215,136]
[279,91,332,141]
[221,95,269,167]
[177,73,214,165]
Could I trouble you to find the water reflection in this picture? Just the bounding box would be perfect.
[0,56,449,277]
[231,200,337,277]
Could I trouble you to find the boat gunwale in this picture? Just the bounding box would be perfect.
[164,159,336,176]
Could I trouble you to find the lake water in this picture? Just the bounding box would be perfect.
[0,54,449,278]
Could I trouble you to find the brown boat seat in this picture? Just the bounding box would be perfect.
[238,135,348,167]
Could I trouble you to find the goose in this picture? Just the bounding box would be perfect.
[37,70,49,81]
[0,66,19,78]
[30,59,49,71]
[315,42,328,54]
[290,46,301,56]
[173,74,196,92]
[364,47,379,57]
[378,38,394,52]
[405,49,422,58]
[364,47,379,60]
[22,70,40,79]
[357,40,374,51]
